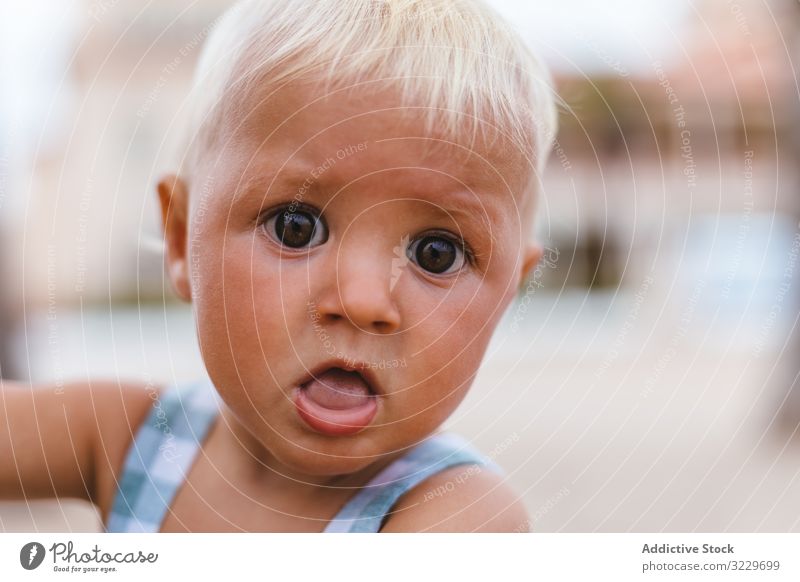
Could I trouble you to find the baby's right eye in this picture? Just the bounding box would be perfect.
[262,205,328,249]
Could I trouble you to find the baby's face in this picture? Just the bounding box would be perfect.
[159,80,542,476]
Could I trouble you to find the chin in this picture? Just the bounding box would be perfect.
[279,438,384,477]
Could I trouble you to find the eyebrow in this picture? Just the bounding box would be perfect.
[414,190,496,229]
[235,166,500,231]
[233,168,318,205]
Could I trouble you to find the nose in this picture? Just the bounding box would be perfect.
[312,240,402,334]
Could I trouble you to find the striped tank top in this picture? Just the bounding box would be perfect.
[105,378,500,533]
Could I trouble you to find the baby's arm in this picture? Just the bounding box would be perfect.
[0,379,155,518]
[380,465,532,533]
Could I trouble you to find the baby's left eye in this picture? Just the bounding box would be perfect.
[406,233,468,275]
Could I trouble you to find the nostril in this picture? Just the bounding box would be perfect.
[372,320,394,333]
[311,291,401,332]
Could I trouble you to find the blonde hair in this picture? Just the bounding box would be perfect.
[176,0,557,194]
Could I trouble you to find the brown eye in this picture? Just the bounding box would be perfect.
[264,206,327,248]
[407,234,466,275]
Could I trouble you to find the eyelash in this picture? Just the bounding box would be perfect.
[258,203,479,270]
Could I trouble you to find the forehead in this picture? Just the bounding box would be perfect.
[215,79,533,215]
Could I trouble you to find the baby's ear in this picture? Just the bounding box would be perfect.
[519,243,543,288]
[156,173,192,302]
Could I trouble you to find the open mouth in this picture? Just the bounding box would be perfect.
[293,367,379,436]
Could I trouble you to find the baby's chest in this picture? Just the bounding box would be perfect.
[158,455,343,533]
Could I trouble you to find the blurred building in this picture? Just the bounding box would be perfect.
[539,0,799,291]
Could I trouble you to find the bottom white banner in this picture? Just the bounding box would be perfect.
[0,533,797,581]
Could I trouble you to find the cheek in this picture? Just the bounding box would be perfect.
[192,236,303,367]
[400,282,500,406]
[406,268,516,413]
[409,276,507,357]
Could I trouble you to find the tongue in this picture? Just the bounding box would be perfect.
[303,368,372,410]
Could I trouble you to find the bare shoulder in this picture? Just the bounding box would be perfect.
[379,463,531,533]
[90,379,162,524]
[0,378,158,518]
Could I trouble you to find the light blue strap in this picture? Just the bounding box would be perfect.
[105,380,220,533]
[324,433,502,533]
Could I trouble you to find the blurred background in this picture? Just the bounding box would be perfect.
[1,0,799,532]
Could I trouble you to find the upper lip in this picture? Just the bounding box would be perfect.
[298,357,383,396]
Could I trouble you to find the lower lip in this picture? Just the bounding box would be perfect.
[293,385,378,437]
